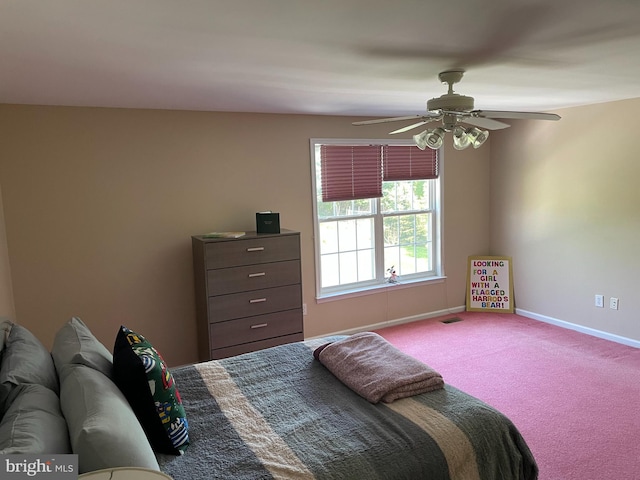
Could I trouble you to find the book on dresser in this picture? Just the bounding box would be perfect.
[191,229,304,361]
[202,231,246,238]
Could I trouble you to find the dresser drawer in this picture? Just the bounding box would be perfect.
[209,284,302,322]
[205,235,300,269]
[207,260,301,296]
[209,310,302,349]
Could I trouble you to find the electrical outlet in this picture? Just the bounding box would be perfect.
[610,297,619,310]
[594,294,604,308]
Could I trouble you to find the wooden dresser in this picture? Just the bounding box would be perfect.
[192,229,304,360]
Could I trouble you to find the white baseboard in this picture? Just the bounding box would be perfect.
[517,308,640,349]
[306,305,466,340]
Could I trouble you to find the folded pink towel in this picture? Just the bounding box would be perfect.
[314,332,444,403]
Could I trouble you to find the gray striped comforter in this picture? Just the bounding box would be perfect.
[158,337,538,480]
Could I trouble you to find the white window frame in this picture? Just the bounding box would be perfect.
[310,138,445,301]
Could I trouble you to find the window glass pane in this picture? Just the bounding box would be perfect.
[424,242,433,271]
[400,244,417,275]
[352,198,374,215]
[381,182,397,212]
[318,199,374,219]
[399,215,415,245]
[384,213,432,276]
[412,180,429,210]
[338,220,357,252]
[339,251,358,284]
[383,216,399,246]
[413,213,432,273]
[415,213,429,244]
[395,181,413,211]
[357,248,375,281]
[319,221,338,254]
[321,253,340,287]
[317,201,335,218]
[356,218,374,250]
[384,246,400,277]
[382,180,431,213]
[334,201,355,217]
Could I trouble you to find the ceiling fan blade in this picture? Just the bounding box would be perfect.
[352,115,425,126]
[474,110,561,121]
[462,116,511,130]
[389,120,434,134]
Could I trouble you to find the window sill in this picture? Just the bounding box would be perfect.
[316,276,446,303]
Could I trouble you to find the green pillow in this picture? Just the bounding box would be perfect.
[0,384,71,454]
[51,317,113,382]
[60,364,159,474]
[113,326,189,455]
[0,323,59,413]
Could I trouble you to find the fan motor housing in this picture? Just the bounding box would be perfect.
[427,93,474,113]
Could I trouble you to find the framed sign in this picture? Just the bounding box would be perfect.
[466,256,514,313]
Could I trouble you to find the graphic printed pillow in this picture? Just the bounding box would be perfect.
[113,326,189,455]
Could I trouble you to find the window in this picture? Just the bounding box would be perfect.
[310,139,443,299]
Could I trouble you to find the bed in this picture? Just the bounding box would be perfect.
[157,336,538,480]
[0,318,537,480]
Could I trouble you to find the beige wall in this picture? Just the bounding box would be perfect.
[0,105,491,365]
[490,98,640,342]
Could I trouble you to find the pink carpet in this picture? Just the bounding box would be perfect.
[375,312,640,480]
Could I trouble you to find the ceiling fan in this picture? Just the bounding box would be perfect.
[352,69,560,150]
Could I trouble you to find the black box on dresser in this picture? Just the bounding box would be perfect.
[191,229,303,361]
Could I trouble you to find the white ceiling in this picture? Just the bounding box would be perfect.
[2,0,640,118]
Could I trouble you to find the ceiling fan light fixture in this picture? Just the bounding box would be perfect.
[413,128,445,150]
[466,127,490,149]
[424,128,445,149]
[413,130,429,150]
[452,127,471,150]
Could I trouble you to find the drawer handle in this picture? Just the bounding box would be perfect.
[249,298,267,304]
[250,323,268,329]
[247,247,265,252]
[248,272,266,278]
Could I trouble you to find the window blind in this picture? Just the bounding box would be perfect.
[383,145,439,180]
[320,145,382,202]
